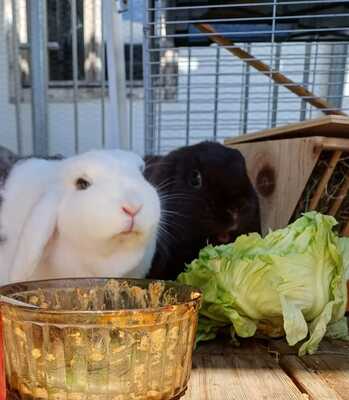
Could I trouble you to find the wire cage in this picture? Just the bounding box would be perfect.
[143,0,349,155]
[0,0,144,157]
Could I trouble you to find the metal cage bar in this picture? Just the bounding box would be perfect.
[11,0,23,155]
[71,0,79,154]
[2,0,137,156]
[143,0,349,155]
[29,0,49,156]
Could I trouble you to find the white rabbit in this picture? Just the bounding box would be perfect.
[0,149,161,284]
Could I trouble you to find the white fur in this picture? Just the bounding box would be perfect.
[0,150,160,284]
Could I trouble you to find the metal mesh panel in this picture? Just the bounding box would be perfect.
[0,0,142,156]
[0,0,33,154]
[143,0,349,155]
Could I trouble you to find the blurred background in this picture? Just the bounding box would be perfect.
[0,0,349,156]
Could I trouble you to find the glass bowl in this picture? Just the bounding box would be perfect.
[0,278,201,400]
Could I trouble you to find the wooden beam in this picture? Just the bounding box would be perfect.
[195,23,347,117]
[309,150,342,210]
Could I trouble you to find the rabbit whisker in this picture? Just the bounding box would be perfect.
[155,233,170,258]
[159,216,185,229]
[161,210,188,219]
[155,179,176,192]
[159,215,187,233]
[159,193,196,201]
[159,193,193,199]
[158,224,177,243]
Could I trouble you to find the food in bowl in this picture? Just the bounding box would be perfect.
[0,278,201,400]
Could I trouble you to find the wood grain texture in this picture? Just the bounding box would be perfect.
[195,24,347,118]
[184,353,304,400]
[226,137,322,234]
[280,356,344,400]
[342,220,349,236]
[329,173,349,216]
[309,150,342,210]
[300,355,349,400]
[321,137,349,152]
[183,338,349,400]
[224,115,349,146]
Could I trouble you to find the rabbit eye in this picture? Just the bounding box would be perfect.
[75,177,91,190]
[189,169,202,189]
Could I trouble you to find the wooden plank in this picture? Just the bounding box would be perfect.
[342,220,349,237]
[280,356,344,400]
[185,338,349,399]
[329,174,349,216]
[322,137,349,152]
[196,24,347,118]
[184,352,305,400]
[309,150,342,210]
[224,115,349,145]
[300,355,349,400]
[226,137,322,234]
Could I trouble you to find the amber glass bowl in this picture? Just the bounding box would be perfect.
[0,278,201,400]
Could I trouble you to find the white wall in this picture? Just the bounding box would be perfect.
[152,43,331,154]
[1,0,346,157]
[0,0,145,157]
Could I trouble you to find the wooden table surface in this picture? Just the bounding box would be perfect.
[183,337,349,400]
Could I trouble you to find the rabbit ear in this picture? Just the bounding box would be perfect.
[0,158,61,283]
[9,189,61,283]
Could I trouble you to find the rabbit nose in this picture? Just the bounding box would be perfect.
[122,204,142,217]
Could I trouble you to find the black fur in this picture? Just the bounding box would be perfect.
[0,146,18,206]
[0,146,17,242]
[0,146,17,185]
[144,141,261,281]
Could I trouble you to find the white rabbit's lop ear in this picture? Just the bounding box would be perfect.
[0,158,61,283]
[9,189,61,282]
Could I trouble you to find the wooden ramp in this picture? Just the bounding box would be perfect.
[184,338,349,400]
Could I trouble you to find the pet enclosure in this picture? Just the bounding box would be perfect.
[0,0,146,156]
[143,0,349,155]
[2,0,349,157]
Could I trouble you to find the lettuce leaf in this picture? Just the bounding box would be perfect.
[178,212,348,356]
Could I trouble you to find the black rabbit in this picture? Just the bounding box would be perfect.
[144,141,261,281]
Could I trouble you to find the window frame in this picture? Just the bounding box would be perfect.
[7,0,145,103]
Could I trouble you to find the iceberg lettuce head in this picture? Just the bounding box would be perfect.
[178,212,348,355]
